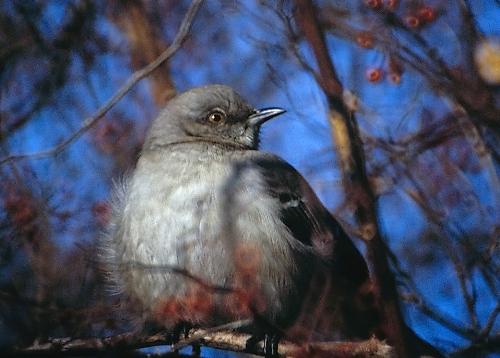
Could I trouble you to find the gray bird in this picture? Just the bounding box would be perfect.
[101,84,378,344]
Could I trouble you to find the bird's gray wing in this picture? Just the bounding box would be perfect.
[252,155,369,287]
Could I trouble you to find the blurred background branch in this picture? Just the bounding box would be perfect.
[0,0,203,166]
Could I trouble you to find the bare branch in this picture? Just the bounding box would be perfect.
[383,236,477,340]
[292,2,414,356]
[451,333,500,358]
[13,329,394,358]
[479,302,500,339]
[0,0,205,166]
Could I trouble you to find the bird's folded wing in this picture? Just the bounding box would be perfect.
[252,154,369,287]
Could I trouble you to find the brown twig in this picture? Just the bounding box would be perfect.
[386,237,477,340]
[402,169,497,344]
[479,303,500,339]
[450,333,500,358]
[0,0,205,166]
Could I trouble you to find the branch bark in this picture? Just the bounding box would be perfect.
[293,1,414,357]
[12,329,394,358]
[0,0,204,166]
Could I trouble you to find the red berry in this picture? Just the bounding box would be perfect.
[385,0,398,10]
[405,15,420,28]
[418,5,436,22]
[365,0,383,9]
[366,68,383,82]
[356,32,374,48]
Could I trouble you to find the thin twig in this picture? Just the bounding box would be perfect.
[451,333,500,357]
[479,303,500,338]
[0,0,205,166]
[383,232,476,340]
[402,172,483,340]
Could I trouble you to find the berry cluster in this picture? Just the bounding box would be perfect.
[360,2,438,83]
[405,6,436,28]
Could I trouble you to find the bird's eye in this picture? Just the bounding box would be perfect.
[207,110,226,124]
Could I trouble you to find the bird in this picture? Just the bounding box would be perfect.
[101,84,381,348]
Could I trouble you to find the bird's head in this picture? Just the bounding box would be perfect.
[144,84,285,150]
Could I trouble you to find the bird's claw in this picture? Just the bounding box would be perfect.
[263,333,280,357]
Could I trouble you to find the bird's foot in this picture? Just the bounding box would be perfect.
[263,333,280,358]
[246,332,280,357]
[191,343,201,356]
[168,321,192,346]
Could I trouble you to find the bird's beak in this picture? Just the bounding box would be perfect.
[247,108,286,127]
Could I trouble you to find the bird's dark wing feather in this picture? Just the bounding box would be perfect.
[252,155,369,287]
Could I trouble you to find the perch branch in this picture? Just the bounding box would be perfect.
[12,329,394,357]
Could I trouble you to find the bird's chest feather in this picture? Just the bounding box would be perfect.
[118,151,302,324]
[125,156,234,269]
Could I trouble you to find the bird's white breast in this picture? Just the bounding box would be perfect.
[110,149,301,325]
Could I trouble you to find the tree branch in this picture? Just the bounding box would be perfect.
[451,333,500,358]
[12,329,394,357]
[0,0,205,166]
[293,1,416,357]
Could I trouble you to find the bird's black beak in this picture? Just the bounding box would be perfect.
[247,108,286,127]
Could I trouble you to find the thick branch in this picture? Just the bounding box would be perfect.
[293,1,415,357]
[0,0,204,166]
[294,0,376,241]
